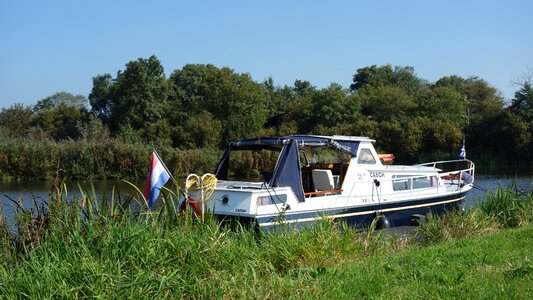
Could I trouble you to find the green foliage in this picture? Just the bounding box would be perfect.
[308,83,360,130]
[34,92,88,111]
[359,85,417,122]
[351,65,428,97]
[34,103,89,140]
[88,73,113,123]
[0,138,221,181]
[89,56,172,132]
[416,183,533,245]
[509,81,533,122]
[416,86,468,124]
[2,57,532,166]
[179,111,222,149]
[262,77,290,117]
[416,210,495,244]
[0,103,34,137]
[77,115,111,142]
[479,183,533,228]
[170,64,269,145]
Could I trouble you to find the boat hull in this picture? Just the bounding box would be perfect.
[214,192,468,231]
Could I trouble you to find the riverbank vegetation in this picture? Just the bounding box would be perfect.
[0,182,532,298]
[0,138,220,181]
[1,56,532,180]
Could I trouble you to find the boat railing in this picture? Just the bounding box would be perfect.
[419,159,475,192]
[419,159,475,172]
[347,160,475,200]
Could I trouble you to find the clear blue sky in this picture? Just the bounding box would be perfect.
[1,0,531,109]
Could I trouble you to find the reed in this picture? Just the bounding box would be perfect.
[416,209,495,244]
[416,182,533,244]
[0,138,221,181]
[479,182,533,228]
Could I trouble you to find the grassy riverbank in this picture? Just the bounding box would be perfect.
[0,183,532,298]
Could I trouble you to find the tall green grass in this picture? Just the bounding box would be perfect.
[0,179,408,298]
[416,182,533,243]
[479,182,533,228]
[0,180,532,298]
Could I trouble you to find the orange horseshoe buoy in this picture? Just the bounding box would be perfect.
[179,197,202,216]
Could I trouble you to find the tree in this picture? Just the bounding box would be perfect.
[35,92,88,111]
[35,103,88,139]
[88,74,114,123]
[0,103,34,137]
[351,65,428,97]
[463,77,503,121]
[89,56,172,132]
[170,64,268,144]
[416,86,468,125]
[508,81,533,122]
[308,83,360,130]
[180,111,222,149]
[437,76,503,125]
[262,77,289,120]
[434,75,467,95]
[358,85,417,122]
[284,93,312,133]
[351,65,394,92]
[294,80,315,97]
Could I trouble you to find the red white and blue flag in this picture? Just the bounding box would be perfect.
[143,152,171,207]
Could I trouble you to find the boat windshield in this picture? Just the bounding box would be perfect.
[225,148,279,181]
[302,146,352,166]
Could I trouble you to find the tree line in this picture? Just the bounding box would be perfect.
[1,55,532,169]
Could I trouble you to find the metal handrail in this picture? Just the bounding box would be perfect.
[346,160,475,199]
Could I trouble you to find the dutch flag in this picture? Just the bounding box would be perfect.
[458,141,466,159]
[143,152,171,207]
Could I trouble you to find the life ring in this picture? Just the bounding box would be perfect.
[179,197,202,216]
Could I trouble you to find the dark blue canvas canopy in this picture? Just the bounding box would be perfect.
[225,135,359,156]
[269,139,305,201]
[214,135,361,202]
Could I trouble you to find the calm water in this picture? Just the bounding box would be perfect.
[1,175,532,226]
[0,180,144,227]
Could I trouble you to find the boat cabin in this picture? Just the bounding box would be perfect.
[214,135,383,201]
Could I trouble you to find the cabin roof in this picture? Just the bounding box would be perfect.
[228,135,372,150]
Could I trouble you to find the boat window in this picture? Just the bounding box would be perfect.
[257,194,287,206]
[357,148,376,164]
[392,175,410,191]
[302,146,351,165]
[412,176,432,189]
[393,175,438,191]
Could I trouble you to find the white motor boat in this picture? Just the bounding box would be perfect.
[196,135,474,229]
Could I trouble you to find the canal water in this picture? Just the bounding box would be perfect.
[1,175,532,227]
